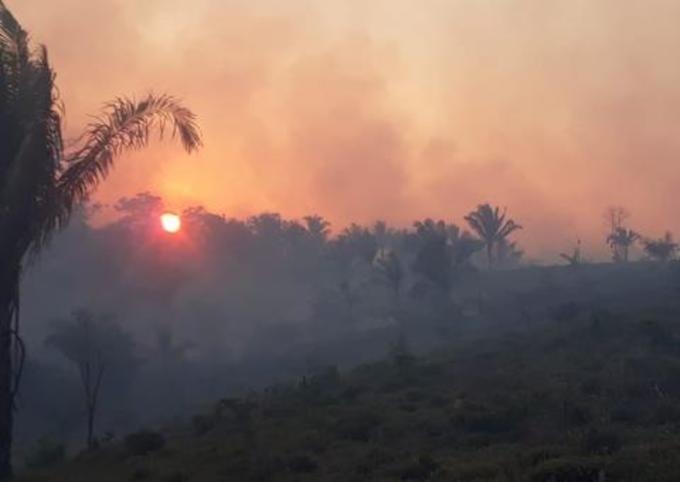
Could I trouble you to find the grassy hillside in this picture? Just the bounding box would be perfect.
[18,300,680,482]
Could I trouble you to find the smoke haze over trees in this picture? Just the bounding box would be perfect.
[7,2,680,481]
[11,0,680,258]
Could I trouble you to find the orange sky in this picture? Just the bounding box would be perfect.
[13,0,680,260]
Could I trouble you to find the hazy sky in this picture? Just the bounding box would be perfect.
[13,0,680,259]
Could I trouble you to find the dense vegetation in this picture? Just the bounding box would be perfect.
[16,259,680,482]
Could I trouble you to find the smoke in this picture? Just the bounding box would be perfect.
[12,0,680,259]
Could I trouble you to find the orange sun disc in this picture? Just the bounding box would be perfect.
[160,212,182,233]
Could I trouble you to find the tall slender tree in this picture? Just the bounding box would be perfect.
[46,310,139,450]
[464,204,522,269]
[0,3,201,478]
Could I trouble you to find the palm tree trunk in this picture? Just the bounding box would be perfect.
[0,284,14,482]
[486,242,493,270]
[87,405,95,449]
[0,260,20,482]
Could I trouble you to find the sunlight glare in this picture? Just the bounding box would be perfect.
[160,212,182,234]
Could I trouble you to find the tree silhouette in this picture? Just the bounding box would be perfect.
[448,226,484,272]
[642,232,678,262]
[604,206,629,232]
[303,215,331,242]
[0,3,201,477]
[335,224,378,264]
[606,227,639,263]
[410,219,483,292]
[46,310,138,450]
[411,219,453,293]
[464,204,522,269]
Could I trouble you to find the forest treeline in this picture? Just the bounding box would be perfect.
[14,192,680,461]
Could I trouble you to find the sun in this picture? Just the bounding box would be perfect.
[160,212,182,234]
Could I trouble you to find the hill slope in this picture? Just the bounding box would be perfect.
[19,304,680,482]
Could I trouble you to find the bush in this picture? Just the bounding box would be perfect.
[24,437,65,470]
[124,430,166,456]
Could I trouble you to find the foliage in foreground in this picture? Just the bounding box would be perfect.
[17,306,680,482]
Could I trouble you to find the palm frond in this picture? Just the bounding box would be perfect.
[56,94,202,219]
[498,219,522,238]
[0,30,63,258]
[0,1,27,54]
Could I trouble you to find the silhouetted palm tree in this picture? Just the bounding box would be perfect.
[411,219,451,291]
[447,225,484,271]
[0,3,201,478]
[606,227,639,262]
[303,215,331,242]
[464,204,522,269]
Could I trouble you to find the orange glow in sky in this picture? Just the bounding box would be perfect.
[13,0,680,260]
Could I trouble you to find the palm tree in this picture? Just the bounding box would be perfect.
[606,227,639,262]
[464,204,522,269]
[0,4,201,478]
[303,215,331,242]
